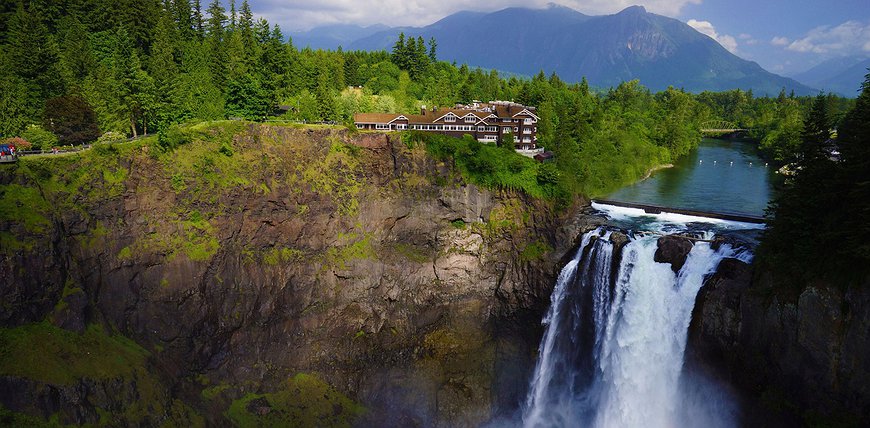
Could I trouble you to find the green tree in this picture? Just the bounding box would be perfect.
[6,3,65,120]
[428,37,437,62]
[226,75,271,119]
[21,124,58,150]
[205,0,227,88]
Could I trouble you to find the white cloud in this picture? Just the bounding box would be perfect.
[251,0,704,32]
[783,20,870,55]
[771,36,790,46]
[687,19,738,53]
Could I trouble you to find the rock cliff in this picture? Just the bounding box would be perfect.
[688,260,870,426]
[0,123,587,426]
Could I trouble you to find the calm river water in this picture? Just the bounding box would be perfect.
[607,138,777,217]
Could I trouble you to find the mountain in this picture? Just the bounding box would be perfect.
[297,4,815,95]
[291,23,390,50]
[791,56,870,97]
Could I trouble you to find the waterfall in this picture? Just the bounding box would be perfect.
[523,228,745,428]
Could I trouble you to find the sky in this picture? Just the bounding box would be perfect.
[247,0,870,76]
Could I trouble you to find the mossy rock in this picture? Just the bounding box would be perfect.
[225,373,366,427]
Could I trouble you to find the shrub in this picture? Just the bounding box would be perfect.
[96,131,126,145]
[1,137,30,150]
[156,125,191,152]
[20,124,58,150]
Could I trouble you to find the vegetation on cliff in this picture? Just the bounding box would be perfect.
[1,120,570,426]
[759,75,870,285]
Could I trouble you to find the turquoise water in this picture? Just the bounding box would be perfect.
[607,139,777,217]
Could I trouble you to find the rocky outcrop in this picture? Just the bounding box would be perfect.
[654,235,693,273]
[689,260,870,425]
[0,125,586,426]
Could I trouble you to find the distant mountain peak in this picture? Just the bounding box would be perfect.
[322,6,815,95]
[618,5,648,15]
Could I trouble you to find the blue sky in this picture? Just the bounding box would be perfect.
[248,0,870,76]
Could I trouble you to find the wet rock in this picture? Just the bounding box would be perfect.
[654,235,693,272]
[50,288,88,334]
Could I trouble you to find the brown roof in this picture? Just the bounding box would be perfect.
[353,113,403,123]
[355,104,536,125]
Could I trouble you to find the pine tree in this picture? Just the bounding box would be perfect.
[192,0,204,38]
[172,0,195,39]
[7,3,65,120]
[799,93,832,164]
[428,37,437,62]
[205,0,227,88]
[838,71,870,263]
[148,13,182,129]
[57,15,98,90]
[392,33,406,69]
[239,0,256,65]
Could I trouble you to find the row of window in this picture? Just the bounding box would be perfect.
[409,124,476,131]
[363,123,536,134]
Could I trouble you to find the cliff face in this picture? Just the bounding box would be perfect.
[688,260,870,425]
[0,124,587,426]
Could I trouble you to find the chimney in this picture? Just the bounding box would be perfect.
[421,105,426,115]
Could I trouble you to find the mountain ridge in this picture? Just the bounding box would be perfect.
[292,5,816,95]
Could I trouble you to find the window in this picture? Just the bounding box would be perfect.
[524,118,533,124]
[356,124,364,129]
[502,127,511,134]
[523,127,531,134]
[376,124,389,130]
[396,124,407,130]
[465,116,476,123]
[445,115,456,122]
[477,126,486,131]
[513,127,518,133]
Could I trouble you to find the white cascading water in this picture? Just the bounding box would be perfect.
[523,228,748,428]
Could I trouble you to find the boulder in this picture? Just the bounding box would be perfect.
[654,235,694,273]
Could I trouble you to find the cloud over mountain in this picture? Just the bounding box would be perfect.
[254,0,702,31]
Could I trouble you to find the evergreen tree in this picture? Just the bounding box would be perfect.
[7,3,65,120]
[799,93,832,164]
[148,13,182,128]
[192,0,204,38]
[57,15,98,90]
[392,33,406,69]
[239,0,257,67]
[205,0,227,88]
[838,71,870,263]
[172,0,195,39]
[428,37,437,62]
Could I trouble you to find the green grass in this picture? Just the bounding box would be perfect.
[520,240,553,261]
[403,131,568,201]
[224,373,366,428]
[0,322,149,385]
[262,246,305,266]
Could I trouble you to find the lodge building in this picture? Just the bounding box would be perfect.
[353,101,540,151]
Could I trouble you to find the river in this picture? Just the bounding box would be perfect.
[607,138,777,217]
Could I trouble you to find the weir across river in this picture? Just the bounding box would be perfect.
[592,199,766,224]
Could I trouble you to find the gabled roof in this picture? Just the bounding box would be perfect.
[512,108,539,120]
[354,113,402,123]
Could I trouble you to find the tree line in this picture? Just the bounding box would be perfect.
[0,0,858,197]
